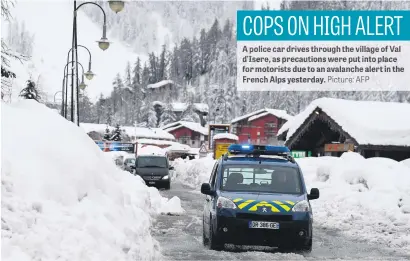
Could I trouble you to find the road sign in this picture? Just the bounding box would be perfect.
[214,143,230,159]
[199,143,208,158]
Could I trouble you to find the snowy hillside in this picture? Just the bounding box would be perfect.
[2,0,143,102]
[1,100,185,260]
[83,1,254,54]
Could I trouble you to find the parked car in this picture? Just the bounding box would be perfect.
[123,157,136,173]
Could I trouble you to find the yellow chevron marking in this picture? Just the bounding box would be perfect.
[273,201,291,212]
[237,199,255,209]
[248,201,280,212]
[233,198,243,203]
[285,200,295,205]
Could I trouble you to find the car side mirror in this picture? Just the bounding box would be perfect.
[169,166,174,170]
[130,165,136,169]
[308,188,319,200]
[201,183,214,196]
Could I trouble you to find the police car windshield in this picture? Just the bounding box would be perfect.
[137,156,167,168]
[220,165,302,194]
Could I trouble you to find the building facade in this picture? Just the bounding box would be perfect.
[163,121,208,148]
[231,109,290,145]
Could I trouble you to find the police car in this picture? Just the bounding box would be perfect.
[201,144,319,252]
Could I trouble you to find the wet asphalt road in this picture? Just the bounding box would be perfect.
[152,182,410,261]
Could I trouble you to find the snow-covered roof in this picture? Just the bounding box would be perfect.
[121,126,175,140]
[231,108,291,124]
[278,97,410,147]
[213,133,239,141]
[170,103,209,113]
[172,102,188,112]
[147,80,174,89]
[162,121,208,136]
[248,109,292,122]
[153,101,166,107]
[81,123,175,141]
[193,103,209,113]
[80,123,113,133]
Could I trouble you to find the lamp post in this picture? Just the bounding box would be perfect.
[64,45,94,121]
[70,0,124,126]
[61,61,86,119]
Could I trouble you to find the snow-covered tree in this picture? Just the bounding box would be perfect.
[111,124,122,141]
[19,80,40,101]
[103,126,111,141]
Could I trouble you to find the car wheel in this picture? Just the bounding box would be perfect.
[293,237,312,253]
[208,223,223,251]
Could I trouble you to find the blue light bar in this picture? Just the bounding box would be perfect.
[228,144,290,155]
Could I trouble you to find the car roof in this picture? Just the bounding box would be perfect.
[221,156,299,168]
[137,154,166,158]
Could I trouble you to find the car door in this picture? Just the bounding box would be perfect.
[204,161,219,231]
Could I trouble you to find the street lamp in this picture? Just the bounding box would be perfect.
[108,1,125,13]
[70,0,125,125]
[65,45,94,83]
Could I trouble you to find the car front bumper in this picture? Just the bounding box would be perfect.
[139,176,170,188]
[214,214,312,247]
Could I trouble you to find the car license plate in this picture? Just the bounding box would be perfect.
[249,221,279,229]
[148,181,155,184]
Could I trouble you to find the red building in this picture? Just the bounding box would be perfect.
[162,121,208,148]
[231,109,291,145]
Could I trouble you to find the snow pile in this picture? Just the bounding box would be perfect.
[279,98,410,146]
[1,100,182,260]
[172,156,216,189]
[297,152,410,251]
[146,188,184,216]
[213,133,239,141]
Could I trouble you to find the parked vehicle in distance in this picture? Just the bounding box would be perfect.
[134,155,174,189]
[123,157,136,173]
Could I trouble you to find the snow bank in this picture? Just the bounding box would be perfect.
[172,156,216,189]
[401,158,410,168]
[297,153,410,251]
[1,100,183,260]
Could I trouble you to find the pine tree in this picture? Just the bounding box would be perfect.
[111,124,122,141]
[19,80,40,101]
[103,126,111,140]
[158,44,167,81]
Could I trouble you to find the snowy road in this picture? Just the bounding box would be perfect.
[153,182,410,261]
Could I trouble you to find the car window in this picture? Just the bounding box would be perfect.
[221,165,302,194]
[137,156,167,168]
[210,162,219,188]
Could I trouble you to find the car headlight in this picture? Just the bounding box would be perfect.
[217,197,237,209]
[292,200,310,212]
[162,175,169,180]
